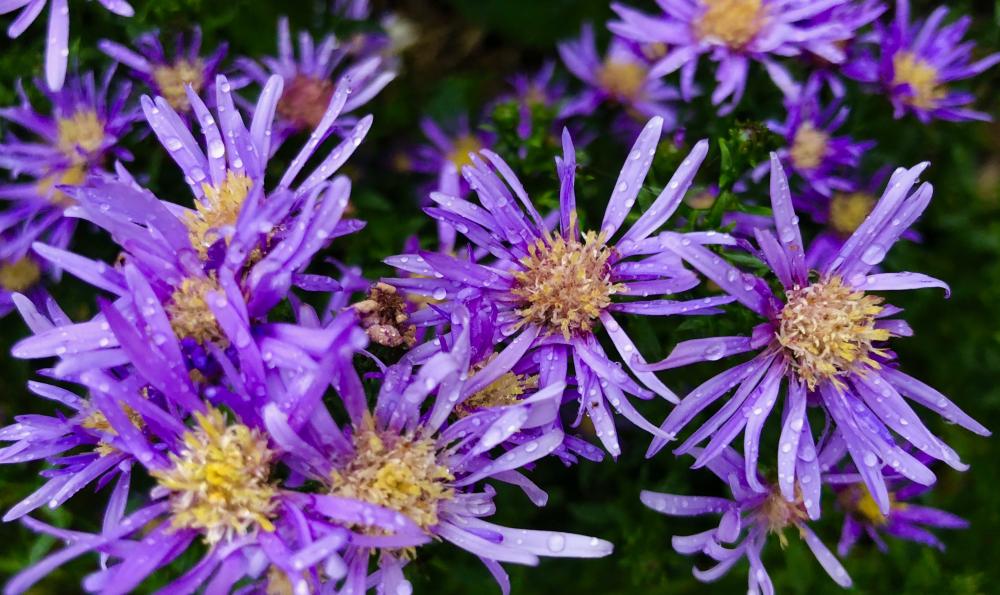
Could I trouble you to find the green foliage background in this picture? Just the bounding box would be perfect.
[1,1,998,593]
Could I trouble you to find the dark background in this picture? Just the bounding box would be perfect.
[1,1,998,593]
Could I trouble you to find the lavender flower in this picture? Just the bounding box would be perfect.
[494,61,567,158]
[236,17,395,141]
[832,478,967,555]
[558,24,679,127]
[4,367,423,595]
[0,70,138,264]
[264,306,613,593]
[609,1,862,113]
[642,448,852,591]
[757,75,874,197]
[389,118,737,455]
[645,155,989,516]
[0,0,133,90]
[844,0,1000,122]
[99,27,228,113]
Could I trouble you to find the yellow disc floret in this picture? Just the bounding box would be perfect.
[153,59,206,112]
[56,110,105,160]
[755,488,808,548]
[185,171,254,257]
[596,60,647,103]
[513,227,624,339]
[36,164,87,206]
[457,369,539,416]
[330,420,454,531]
[828,192,875,236]
[893,52,946,110]
[166,276,227,345]
[446,135,483,171]
[777,276,892,391]
[789,122,829,171]
[695,0,767,49]
[0,258,42,292]
[152,408,278,545]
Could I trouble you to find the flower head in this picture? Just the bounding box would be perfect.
[642,448,852,591]
[265,306,613,594]
[99,27,228,113]
[844,1,1000,121]
[559,24,679,127]
[610,1,866,113]
[236,16,395,143]
[389,118,737,455]
[1,0,134,90]
[645,154,988,517]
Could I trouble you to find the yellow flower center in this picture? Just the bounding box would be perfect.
[839,483,905,526]
[446,135,483,170]
[153,59,206,112]
[151,409,277,545]
[789,122,829,171]
[513,228,624,339]
[892,52,946,110]
[166,276,227,345]
[81,403,145,456]
[457,369,539,417]
[641,42,669,61]
[56,110,105,160]
[695,0,767,49]
[0,258,41,292]
[185,171,254,257]
[777,276,892,391]
[330,422,454,531]
[828,192,875,236]
[596,60,647,102]
[276,74,336,130]
[755,489,808,548]
[36,164,87,206]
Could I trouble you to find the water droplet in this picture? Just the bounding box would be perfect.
[546,533,566,553]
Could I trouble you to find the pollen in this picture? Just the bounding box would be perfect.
[828,192,875,236]
[185,170,254,257]
[695,0,767,49]
[893,52,946,109]
[596,60,647,102]
[330,420,454,531]
[276,74,335,130]
[153,59,206,112]
[777,276,892,391]
[456,368,539,417]
[447,134,483,170]
[166,276,227,345]
[151,408,278,545]
[0,258,41,292]
[513,228,624,339]
[789,122,829,171]
[36,164,87,206]
[56,110,105,160]
[755,488,808,548]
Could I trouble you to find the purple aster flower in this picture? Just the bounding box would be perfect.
[236,17,395,143]
[493,61,568,159]
[642,447,852,591]
[609,1,861,114]
[99,27,228,114]
[644,155,989,517]
[0,0,133,90]
[389,117,738,455]
[558,23,679,128]
[754,75,874,197]
[830,475,967,555]
[0,69,138,265]
[844,0,1000,122]
[5,364,425,595]
[264,305,614,594]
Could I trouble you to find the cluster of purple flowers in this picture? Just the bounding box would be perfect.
[0,1,994,593]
